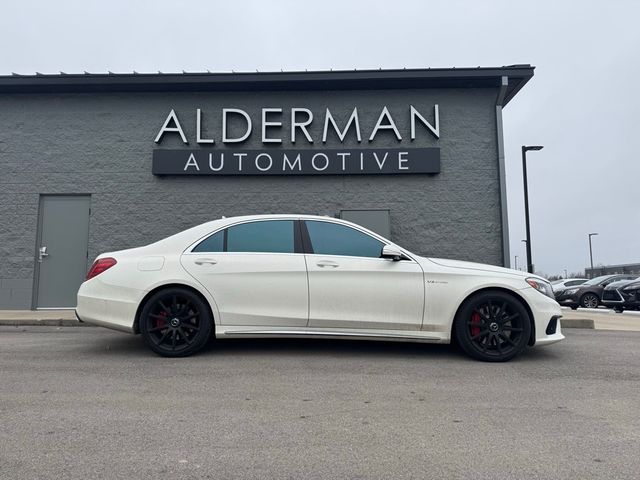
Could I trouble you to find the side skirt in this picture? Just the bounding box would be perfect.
[216,327,449,344]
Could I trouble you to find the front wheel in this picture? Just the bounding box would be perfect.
[454,291,532,362]
[139,288,213,357]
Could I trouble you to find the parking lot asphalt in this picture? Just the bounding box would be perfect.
[1,327,639,480]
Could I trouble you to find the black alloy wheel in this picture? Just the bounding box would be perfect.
[455,291,532,362]
[139,287,213,357]
[580,293,600,309]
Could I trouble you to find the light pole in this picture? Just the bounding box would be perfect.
[514,255,519,270]
[522,145,544,274]
[588,233,598,269]
[564,269,568,278]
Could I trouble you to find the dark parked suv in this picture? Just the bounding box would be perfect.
[601,279,640,312]
[554,274,638,309]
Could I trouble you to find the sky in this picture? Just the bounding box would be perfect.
[1,0,639,277]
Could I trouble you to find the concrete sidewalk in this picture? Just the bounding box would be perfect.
[0,309,83,327]
[1,308,639,331]
[560,308,640,332]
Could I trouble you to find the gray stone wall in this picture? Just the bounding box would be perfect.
[0,87,501,309]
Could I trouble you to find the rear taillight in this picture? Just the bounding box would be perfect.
[86,257,117,280]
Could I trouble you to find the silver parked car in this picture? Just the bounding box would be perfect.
[551,278,588,293]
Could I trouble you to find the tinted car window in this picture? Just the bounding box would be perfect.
[192,230,224,252]
[584,275,612,285]
[566,280,585,287]
[615,276,636,283]
[227,220,294,253]
[305,220,384,258]
[602,276,635,286]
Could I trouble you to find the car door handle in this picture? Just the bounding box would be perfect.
[194,258,218,265]
[316,260,339,268]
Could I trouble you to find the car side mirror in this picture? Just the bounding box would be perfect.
[381,245,408,261]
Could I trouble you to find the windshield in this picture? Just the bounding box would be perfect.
[583,275,613,285]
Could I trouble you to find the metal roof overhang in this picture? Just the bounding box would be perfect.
[0,65,534,105]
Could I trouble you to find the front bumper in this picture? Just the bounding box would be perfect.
[602,289,640,309]
[520,287,565,346]
[536,314,564,346]
[602,299,640,309]
[601,288,623,305]
[554,291,580,307]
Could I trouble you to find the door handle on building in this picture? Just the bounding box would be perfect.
[316,260,339,268]
[194,258,218,265]
[38,246,49,263]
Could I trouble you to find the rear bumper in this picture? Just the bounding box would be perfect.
[76,279,141,333]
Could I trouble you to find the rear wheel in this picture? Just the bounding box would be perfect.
[139,287,213,357]
[580,293,600,309]
[613,306,624,313]
[455,291,532,362]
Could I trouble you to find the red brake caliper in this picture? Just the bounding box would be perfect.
[470,312,481,336]
[155,311,167,330]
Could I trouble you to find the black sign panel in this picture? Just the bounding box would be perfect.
[152,148,440,176]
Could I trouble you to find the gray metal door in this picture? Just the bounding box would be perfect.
[35,196,91,308]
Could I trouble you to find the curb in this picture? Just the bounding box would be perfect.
[560,318,595,329]
[0,319,92,327]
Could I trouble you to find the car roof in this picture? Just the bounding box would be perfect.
[201,214,370,230]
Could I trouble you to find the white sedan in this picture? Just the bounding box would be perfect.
[76,215,564,361]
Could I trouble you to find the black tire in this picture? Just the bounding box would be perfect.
[580,293,600,309]
[454,291,532,362]
[570,306,578,310]
[613,306,624,313]
[139,287,213,357]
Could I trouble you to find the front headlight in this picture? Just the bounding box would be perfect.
[564,287,580,295]
[526,278,555,299]
[622,284,640,292]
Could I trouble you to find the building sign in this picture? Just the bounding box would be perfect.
[152,148,440,175]
[152,105,441,176]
